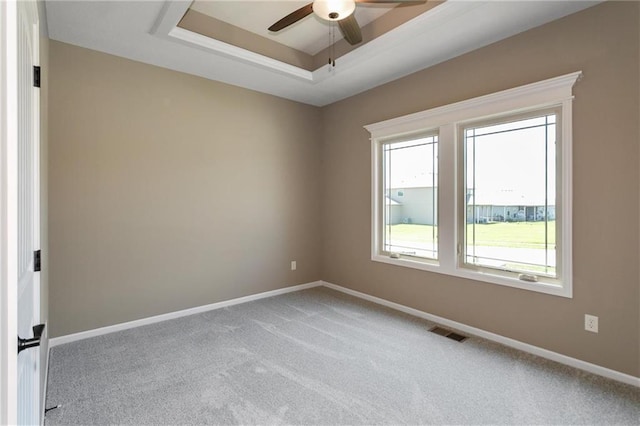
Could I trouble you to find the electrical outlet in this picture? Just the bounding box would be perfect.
[584,314,598,333]
[291,261,297,271]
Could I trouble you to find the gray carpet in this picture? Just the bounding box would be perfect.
[45,287,640,425]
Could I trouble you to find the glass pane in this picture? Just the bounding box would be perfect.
[464,114,556,277]
[383,136,438,259]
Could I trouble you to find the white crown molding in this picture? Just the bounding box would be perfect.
[149,0,190,36]
[168,27,314,81]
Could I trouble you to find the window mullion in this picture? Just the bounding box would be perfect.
[438,123,456,272]
[544,115,549,275]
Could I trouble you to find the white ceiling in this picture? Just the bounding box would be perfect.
[45,1,601,107]
[190,0,396,55]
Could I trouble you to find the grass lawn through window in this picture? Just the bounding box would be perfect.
[388,221,555,249]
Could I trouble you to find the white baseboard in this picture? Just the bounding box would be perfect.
[321,281,640,388]
[47,279,639,388]
[49,281,322,347]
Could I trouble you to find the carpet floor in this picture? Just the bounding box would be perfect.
[45,287,640,425]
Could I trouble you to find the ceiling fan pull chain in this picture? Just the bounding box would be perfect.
[329,24,336,69]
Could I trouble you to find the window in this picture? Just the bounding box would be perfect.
[367,72,581,297]
[461,111,560,284]
[382,135,438,260]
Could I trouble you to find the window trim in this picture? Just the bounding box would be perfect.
[366,71,581,298]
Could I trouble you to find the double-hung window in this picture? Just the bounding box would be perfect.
[367,72,581,297]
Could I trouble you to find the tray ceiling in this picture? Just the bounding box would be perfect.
[189,0,397,55]
[45,1,601,107]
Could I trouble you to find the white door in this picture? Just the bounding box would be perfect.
[16,0,41,424]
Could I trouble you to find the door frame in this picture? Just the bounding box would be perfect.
[1,0,42,423]
[1,0,20,423]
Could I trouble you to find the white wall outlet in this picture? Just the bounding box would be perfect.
[584,314,598,333]
[291,261,297,271]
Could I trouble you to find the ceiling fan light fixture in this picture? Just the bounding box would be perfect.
[313,0,356,22]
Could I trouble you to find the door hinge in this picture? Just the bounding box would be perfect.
[34,249,41,272]
[33,66,40,88]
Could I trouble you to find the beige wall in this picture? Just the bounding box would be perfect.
[321,1,640,377]
[48,41,323,337]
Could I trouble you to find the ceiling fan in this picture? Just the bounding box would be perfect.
[268,0,425,46]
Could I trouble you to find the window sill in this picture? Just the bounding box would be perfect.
[372,254,571,298]
[373,254,440,273]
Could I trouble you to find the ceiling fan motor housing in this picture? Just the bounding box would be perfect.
[313,0,356,21]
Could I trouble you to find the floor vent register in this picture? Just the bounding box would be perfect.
[429,326,468,342]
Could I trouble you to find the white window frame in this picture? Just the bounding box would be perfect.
[366,71,581,298]
[458,108,562,284]
[379,131,439,263]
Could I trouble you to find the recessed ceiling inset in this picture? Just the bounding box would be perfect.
[189,0,398,55]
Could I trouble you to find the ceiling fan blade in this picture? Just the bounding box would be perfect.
[268,3,314,32]
[338,14,363,45]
